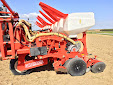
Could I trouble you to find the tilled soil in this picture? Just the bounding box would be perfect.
[0,34,113,85]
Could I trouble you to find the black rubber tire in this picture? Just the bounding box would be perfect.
[65,58,86,76]
[55,59,71,73]
[91,62,106,73]
[63,59,71,67]
[10,59,32,75]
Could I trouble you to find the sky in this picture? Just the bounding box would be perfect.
[0,0,113,30]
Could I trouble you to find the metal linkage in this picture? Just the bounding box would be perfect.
[0,1,105,76]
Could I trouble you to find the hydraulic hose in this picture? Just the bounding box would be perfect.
[17,20,76,44]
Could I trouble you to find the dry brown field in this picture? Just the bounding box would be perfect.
[0,34,113,85]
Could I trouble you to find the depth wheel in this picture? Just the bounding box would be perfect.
[65,58,86,76]
[91,62,106,73]
[10,59,32,75]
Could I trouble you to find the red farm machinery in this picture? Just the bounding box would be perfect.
[0,0,106,76]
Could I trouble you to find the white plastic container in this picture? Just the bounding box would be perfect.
[46,12,95,38]
[63,12,95,37]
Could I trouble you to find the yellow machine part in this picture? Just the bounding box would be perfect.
[17,20,76,45]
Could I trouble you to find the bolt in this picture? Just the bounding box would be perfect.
[39,39,41,41]
[63,55,65,58]
[40,57,42,59]
[75,56,78,58]
[15,56,18,59]
[54,48,56,50]
[89,60,91,62]
[62,38,64,41]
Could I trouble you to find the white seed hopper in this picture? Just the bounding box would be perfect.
[50,12,95,38]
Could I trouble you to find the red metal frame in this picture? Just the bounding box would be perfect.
[1,0,15,15]
[39,10,55,24]
[1,0,19,18]
[36,16,51,27]
[36,21,45,28]
[39,2,68,19]
[0,0,102,73]
[41,7,60,22]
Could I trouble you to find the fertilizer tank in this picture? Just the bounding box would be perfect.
[51,12,95,38]
[37,2,95,38]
